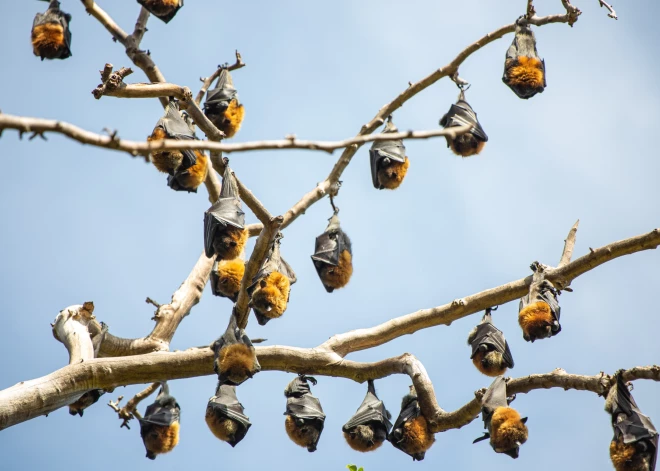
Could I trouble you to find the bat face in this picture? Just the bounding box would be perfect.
[440,92,488,157]
[167,150,208,193]
[369,118,408,190]
[467,311,514,376]
[205,384,251,447]
[32,3,72,61]
[212,317,260,386]
[137,0,183,23]
[68,389,104,417]
[284,376,326,452]
[502,17,546,99]
[139,386,181,460]
[204,70,244,138]
[343,383,392,452]
[210,259,245,301]
[311,215,353,292]
[388,392,435,460]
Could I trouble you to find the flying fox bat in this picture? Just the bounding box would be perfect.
[284,375,326,452]
[211,313,260,386]
[148,100,208,192]
[439,89,488,157]
[210,258,246,302]
[204,164,248,261]
[204,67,245,138]
[311,213,353,292]
[32,0,72,61]
[342,380,392,452]
[518,263,561,342]
[502,16,546,99]
[247,236,297,325]
[388,386,435,461]
[605,372,658,471]
[139,382,181,460]
[467,307,514,377]
[473,376,528,459]
[205,382,252,447]
[137,0,183,24]
[68,389,105,417]
[369,117,409,190]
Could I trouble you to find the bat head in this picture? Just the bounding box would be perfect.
[137,0,183,23]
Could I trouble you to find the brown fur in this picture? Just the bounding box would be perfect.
[215,259,245,299]
[399,415,435,456]
[490,407,528,453]
[216,343,256,384]
[205,407,238,443]
[320,249,353,290]
[343,425,384,452]
[378,157,410,190]
[285,415,319,449]
[148,127,184,175]
[506,56,545,89]
[215,226,249,261]
[175,151,208,191]
[449,135,486,157]
[518,301,554,341]
[143,421,180,457]
[32,23,66,58]
[251,272,290,319]
[217,99,245,139]
[142,0,179,16]
[472,350,508,377]
[610,438,653,471]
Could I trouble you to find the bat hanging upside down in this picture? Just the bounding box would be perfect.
[284,375,326,452]
[467,307,514,377]
[388,386,435,460]
[342,380,392,452]
[31,0,72,61]
[311,212,353,292]
[502,16,546,99]
[139,382,181,460]
[68,389,104,417]
[210,259,246,302]
[204,67,245,139]
[212,313,261,386]
[518,262,561,342]
[205,383,252,447]
[369,116,409,190]
[137,0,183,23]
[439,89,488,157]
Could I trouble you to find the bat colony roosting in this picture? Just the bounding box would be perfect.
[24,0,658,468]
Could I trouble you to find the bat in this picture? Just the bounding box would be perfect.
[439,89,488,157]
[605,373,658,471]
[311,212,353,292]
[342,380,392,452]
[139,382,181,460]
[136,0,183,24]
[518,262,561,342]
[205,382,252,447]
[388,386,435,461]
[210,259,246,302]
[68,389,104,417]
[369,116,409,190]
[502,16,546,99]
[204,67,245,139]
[247,235,297,325]
[204,164,248,261]
[147,100,208,193]
[284,375,326,452]
[211,313,260,386]
[473,376,528,459]
[467,307,514,377]
[32,0,72,61]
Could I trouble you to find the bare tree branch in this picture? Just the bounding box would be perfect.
[131,7,150,44]
[559,219,580,267]
[51,302,97,365]
[195,51,246,105]
[598,0,618,20]
[108,382,159,429]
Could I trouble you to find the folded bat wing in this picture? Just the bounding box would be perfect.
[469,323,514,368]
[342,391,392,433]
[440,102,488,142]
[140,404,180,427]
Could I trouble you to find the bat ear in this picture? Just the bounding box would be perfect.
[521,417,528,424]
[260,279,267,288]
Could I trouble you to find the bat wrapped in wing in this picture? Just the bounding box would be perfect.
[211,313,260,386]
[311,213,353,293]
[139,382,181,460]
[605,372,658,471]
[369,116,409,190]
[388,386,435,461]
[247,235,297,325]
[502,16,546,99]
[210,258,246,302]
[32,0,72,61]
[147,100,208,192]
[204,68,245,139]
[137,0,183,24]
[204,164,248,261]
[205,383,252,447]
[518,262,561,342]
[342,380,392,452]
[284,375,325,452]
[68,389,105,417]
[439,89,488,157]
[467,307,514,377]
[473,375,528,459]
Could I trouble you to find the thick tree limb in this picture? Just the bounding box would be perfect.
[51,302,97,365]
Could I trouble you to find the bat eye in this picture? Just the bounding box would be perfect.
[230,241,237,247]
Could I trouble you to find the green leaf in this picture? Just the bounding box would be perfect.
[346,465,357,471]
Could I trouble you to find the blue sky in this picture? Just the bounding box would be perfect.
[1,0,659,470]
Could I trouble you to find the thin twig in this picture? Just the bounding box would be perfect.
[559,219,580,267]
[111,382,160,429]
[598,0,618,20]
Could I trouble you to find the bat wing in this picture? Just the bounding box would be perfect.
[33,8,73,59]
[284,376,314,398]
[209,385,252,427]
[342,391,392,433]
[279,256,297,285]
[469,323,514,368]
[205,84,238,110]
[140,404,180,427]
[203,198,246,257]
[539,282,561,323]
[369,140,406,189]
[481,376,509,422]
[285,395,326,421]
[311,232,340,267]
[390,395,420,435]
[157,102,198,167]
[440,102,488,141]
